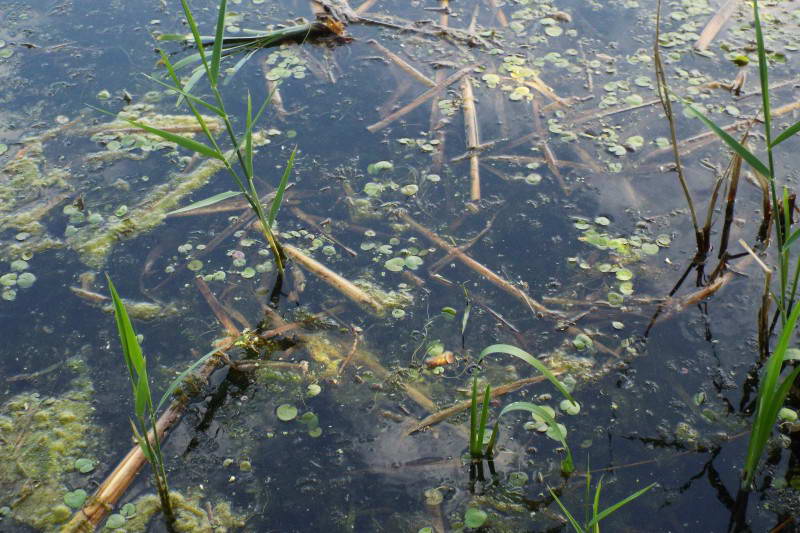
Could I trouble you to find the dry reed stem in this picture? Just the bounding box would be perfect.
[194,276,244,336]
[367,39,436,87]
[354,0,377,14]
[531,99,570,195]
[367,64,477,132]
[569,98,660,126]
[398,210,559,317]
[461,77,482,201]
[486,0,509,26]
[407,373,561,434]
[283,244,385,314]
[289,206,358,256]
[694,0,740,52]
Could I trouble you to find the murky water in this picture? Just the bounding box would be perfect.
[2,0,800,531]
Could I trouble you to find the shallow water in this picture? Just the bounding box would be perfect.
[1,0,800,531]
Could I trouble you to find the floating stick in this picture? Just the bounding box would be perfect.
[694,0,740,52]
[461,76,482,201]
[367,64,476,132]
[284,244,385,314]
[367,39,435,87]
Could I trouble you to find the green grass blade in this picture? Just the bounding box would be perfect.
[548,488,585,533]
[244,92,254,179]
[223,48,258,86]
[469,377,479,456]
[142,72,223,116]
[772,119,800,148]
[167,191,242,216]
[176,65,208,108]
[683,101,770,177]
[752,0,771,144]
[592,477,602,533]
[209,0,228,86]
[135,374,151,419]
[156,346,221,412]
[485,420,499,458]
[171,51,204,72]
[585,483,656,528]
[106,276,144,382]
[499,401,573,473]
[103,112,223,161]
[179,0,211,76]
[267,147,296,226]
[782,227,800,252]
[479,344,574,403]
[476,383,491,456]
[744,299,800,484]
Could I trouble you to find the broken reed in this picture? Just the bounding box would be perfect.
[674,0,800,489]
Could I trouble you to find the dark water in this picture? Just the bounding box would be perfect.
[1,0,800,531]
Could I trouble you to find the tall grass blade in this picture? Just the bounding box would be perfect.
[743,297,800,485]
[156,346,221,411]
[485,420,499,458]
[591,477,602,533]
[548,489,585,533]
[244,93,254,178]
[143,72,223,116]
[772,120,800,148]
[683,102,770,177]
[175,65,208,108]
[475,382,491,457]
[469,377,479,456]
[179,0,211,76]
[268,147,296,226]
[224,49,258,86]
[479,344,574,403]
[106,276,145,385]
[752,0,771,145]
[209,0,228,86]
[167,191,243,216]
[585,483,656,528]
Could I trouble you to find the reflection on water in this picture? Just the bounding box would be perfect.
[1,0,800,531]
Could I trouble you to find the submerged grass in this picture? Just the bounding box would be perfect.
[674,0,800,488]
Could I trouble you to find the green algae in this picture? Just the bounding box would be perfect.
[0,375,99,532]
[106,492,246,532]
[67,130,270,268]
[100,299,179,321]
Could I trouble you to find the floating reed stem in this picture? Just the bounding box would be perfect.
[367,64,476,132]
[694,0,739,52]
[367,39,435,87]
[283,244,385,315]
[461,76,482,201]
[398,210,559,317]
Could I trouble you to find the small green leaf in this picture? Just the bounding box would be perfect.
[464,507,488,528]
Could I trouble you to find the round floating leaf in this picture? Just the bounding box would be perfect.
[641,242,659,255]
[464,507,488,528]
[612,321,625,330]
[276,404,298,422]
[187,259,203,271]
[594,216,610,226]
[240,267,256,279]
[63,489,87,509]
[307,383,322,397]
[619,281,634,295]
[74,458,95,473]
[400,184,418,196]
[384,257,406,272]
[615,268,633,281]
[779,407,798,422]
[120,503,137,518]
[560,399,581,415]
[404,255,423,270]
[391,308,406,319]
[656,234,672,246]
[572,334,593,351]
[308,427,322,437]
[105,514,126,529]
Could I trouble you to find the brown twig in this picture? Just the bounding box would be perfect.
[367,39,436,87]
[694,0,740,52]
[367,64,476,132]
[461,76,482,202]
[407,373,562,434]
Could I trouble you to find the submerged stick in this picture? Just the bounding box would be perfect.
[486,0,509,27]
[367,39,435,87]
[284,244,385,314]
[194,276,240,336]
[367,64,476,132]
[407,373,562,434]
[694,0,739,52]
[398,210,559,317]
[461,76,482,201]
